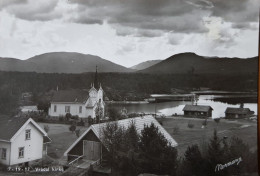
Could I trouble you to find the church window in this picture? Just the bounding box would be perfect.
[65,106,70,113]
[54,105,57,112]
[79,106,82,113]
[1,148,6,160]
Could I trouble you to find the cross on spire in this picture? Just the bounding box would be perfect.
[94,65,98,89]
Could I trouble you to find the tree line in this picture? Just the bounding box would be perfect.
[99,123,258,176]
[0,71,257,115]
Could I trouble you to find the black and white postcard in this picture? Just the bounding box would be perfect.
[0,0,259,175]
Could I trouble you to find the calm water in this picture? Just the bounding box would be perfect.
[107,95,257,118]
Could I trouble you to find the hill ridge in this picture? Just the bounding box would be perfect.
[139,52,257,74]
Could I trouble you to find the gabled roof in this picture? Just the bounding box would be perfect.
[89,86,97,93]
[64,116,178,156]
[0,116,48,142]
[183,105,213,112]
[51,89,89,103]
[225,107,253,114]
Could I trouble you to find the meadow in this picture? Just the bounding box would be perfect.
[39,117,257,161]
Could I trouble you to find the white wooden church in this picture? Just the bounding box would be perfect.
[48,67,105,119]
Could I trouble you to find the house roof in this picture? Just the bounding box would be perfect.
[64,116,178,156]
[183,105,213,112]
[51,90,89,103]
[0,116,29,141]
[225,107,253,114]
[0,116,48,142]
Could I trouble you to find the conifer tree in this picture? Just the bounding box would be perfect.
[139,123,177,176]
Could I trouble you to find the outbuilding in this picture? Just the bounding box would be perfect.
[225,107,254,119]
[183,105,213,118]
[64,116,178,166]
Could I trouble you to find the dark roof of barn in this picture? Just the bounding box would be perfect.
[51,90,89,103]
[0,116,29,141]
[225,107,252,114]
[183,105,213,112]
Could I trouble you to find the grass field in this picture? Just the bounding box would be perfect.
[38,123,88,160]
[38,117,257,161]
[161,117,258,156]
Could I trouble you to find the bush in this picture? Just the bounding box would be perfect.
[59,116,64,122]
[69,124,76,133]
[65,113,72,121]
[187,121,194,128]
[75,129,81,137]
[71,115,79,121]
[160,114,166,119]
[77,118,85,126]
[87,116,93,125]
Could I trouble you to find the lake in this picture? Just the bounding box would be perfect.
[107,95,258,118]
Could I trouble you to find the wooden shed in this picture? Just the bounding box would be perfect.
[225,107,254,119]
[64,116,178,164]
[183,105,213,118]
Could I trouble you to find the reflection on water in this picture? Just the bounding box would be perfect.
[107,95,257,118]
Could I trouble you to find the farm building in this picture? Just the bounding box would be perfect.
[48,67,105,119]
[64,116,177,165]
[183,105,213,118]
[0,117,51,166]
[225,107,254,119]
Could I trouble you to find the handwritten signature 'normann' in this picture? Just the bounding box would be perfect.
[215,157,242,172]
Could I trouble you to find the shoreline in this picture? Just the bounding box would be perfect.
[105,100,148,104]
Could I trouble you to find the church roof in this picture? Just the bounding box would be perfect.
[51,90,89,103]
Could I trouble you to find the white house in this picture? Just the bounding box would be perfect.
[0,117,51,166]
[48,68,105,119]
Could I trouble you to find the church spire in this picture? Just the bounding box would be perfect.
[94,65,98,89]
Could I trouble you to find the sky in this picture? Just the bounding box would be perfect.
[0,0,259,67]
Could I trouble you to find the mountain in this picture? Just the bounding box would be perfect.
[0,52,133,73]
[0,57,38,72]
[139,53,258,75]
[130,60,162,70]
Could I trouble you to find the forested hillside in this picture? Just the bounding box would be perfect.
[0,71,257,114]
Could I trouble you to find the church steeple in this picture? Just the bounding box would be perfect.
[94,65,98,89]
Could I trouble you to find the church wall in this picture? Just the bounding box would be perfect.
[85,107,94,118]
[49,103,87,118]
